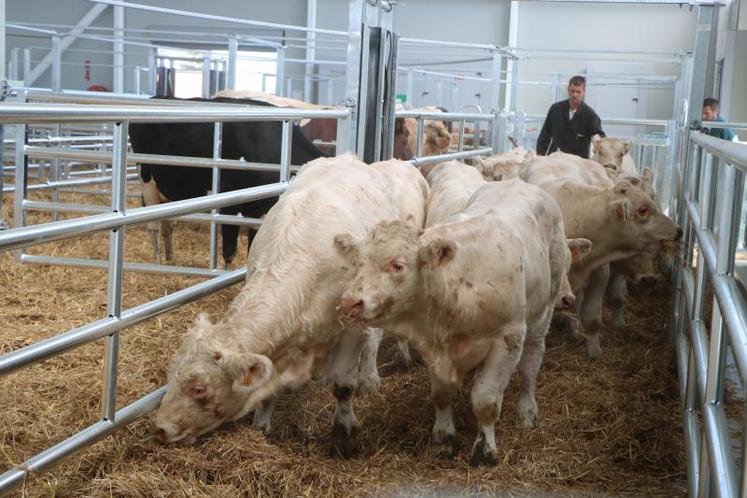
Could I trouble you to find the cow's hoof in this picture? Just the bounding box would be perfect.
[330,422,359,458]
[357,372,381,395]
[517,397,538,429]
[586,338,602,359]
[469,435,498,467]
[432,431,457,460]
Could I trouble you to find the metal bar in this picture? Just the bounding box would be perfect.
[0,104,350,124]
[0,387,167,495]
[704,402,739,498]
[86,0,349,36]
[691,131,747,171]
[210,122,223,271]
[101,121,128,422]
[396,111,494,121]
[702,120,747,130]
[398,36,499,52]
[113,4,124,93]
[13,121,28,262]
[227,37,238,91]
[276,47,286,97]
[20,254,238,276]
[22,200,262,227]
[410,147,493,167]
[414,117,424,158]
[0,182,287,253]
[457,119,465,152]
[3,174,139,193]
[24,147,304,173]
[0,267,245,377]
[279,120,292,183]
[51,35,62,92]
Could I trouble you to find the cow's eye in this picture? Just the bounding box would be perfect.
[638,206,651,217]
[388,259,406,273]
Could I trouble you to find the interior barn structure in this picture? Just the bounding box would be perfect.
[1,0,746,495]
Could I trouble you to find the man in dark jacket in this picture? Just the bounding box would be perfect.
[536,75,605,159]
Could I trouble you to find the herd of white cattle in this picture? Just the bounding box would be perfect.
[149,136,681,467]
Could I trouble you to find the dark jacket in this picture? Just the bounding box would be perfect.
[536,100,605,159]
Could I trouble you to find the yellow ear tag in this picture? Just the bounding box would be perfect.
[241,370,254,386]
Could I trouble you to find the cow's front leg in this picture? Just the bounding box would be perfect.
[221,223,240,268]
[326,328,370,458]
[470,323,525,467]
[162,219,175,262]
[606,273,627,330]
[252,396,277,436]
[580,265,610,359]
[430,372,458,459]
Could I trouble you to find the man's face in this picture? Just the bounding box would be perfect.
[568,84,585,107]
[702,106,718,122]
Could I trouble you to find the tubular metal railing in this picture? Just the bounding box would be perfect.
[0,102,350,495]
[672,130,747,498]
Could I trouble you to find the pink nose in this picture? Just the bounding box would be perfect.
[341,297,364,318]
[556,294,575,310]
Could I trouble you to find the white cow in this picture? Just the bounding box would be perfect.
[335,176,587,466]
[150,154,429,457]
[521,152,681,358]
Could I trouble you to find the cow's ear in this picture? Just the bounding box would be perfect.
[641,167,654,181]
[525,150,537,161]
[614,179,634,195]
[591,134,602,151]
[568,238,593,264]
[222,353,274,393]
[613,199,631,222]
[623,141,632,155]
[333,233,359,265]
[418,238,456,269]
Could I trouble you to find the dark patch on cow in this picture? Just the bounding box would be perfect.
[129,96,326,266]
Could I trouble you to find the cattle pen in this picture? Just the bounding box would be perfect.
[1,0,746,496]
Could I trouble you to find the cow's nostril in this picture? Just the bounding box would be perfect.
[150,424,167,442]
[562,295,575,308]
[674,227,683,240]
[341,297,364,317]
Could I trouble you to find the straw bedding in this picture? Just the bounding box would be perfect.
[0,190,685,497]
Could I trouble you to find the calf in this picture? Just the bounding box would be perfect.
[150,154,429,455]
[336,178,584,466]
[521,153,681,358]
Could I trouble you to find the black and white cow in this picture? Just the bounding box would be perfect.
[129,96,326,267]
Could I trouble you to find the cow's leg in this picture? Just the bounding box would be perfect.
[516,311,551,428]
[396,338,412,369]
[607,273,627,330]
[580,265,610,359]
[252,396,277,436]
[357,327,382,395]
[162,219,175,263]
[221,223,240,269]
[430,373,458,459]
[141,181,163,263]
[470,323,525,467]
[326,328,370,458]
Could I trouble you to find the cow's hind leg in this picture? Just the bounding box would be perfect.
[470,323,525,467]
[517,311,551,428]
[162,219,175,262]
[221,223,240,269]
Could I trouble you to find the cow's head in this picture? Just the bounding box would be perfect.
[335,220,454,324]
[393,118,412,161]
[615,250,660,288]
[609,179,682,252]
[592,135,631,173]
[150,314,274,444]
[619,167,655,199]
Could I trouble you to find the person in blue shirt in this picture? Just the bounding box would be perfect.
[702,98,738,142]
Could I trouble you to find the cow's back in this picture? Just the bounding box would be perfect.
[425,161,486,227]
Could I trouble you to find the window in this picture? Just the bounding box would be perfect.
[156,46,278,98]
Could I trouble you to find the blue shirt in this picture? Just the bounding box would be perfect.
[706,115,737,141]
